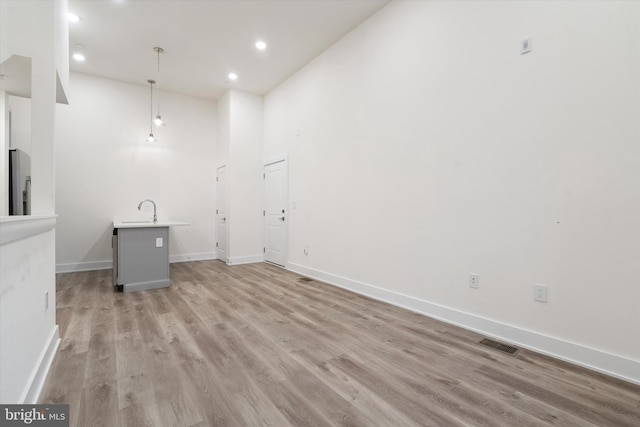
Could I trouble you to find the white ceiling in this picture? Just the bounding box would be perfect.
[68,0,390,100]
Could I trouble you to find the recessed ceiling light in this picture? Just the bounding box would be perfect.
[228,73,238,81]
[255,40,267,50]
[67,13,80,23]
[72,53,85,62]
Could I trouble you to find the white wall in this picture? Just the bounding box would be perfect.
[55,72,217,271]
[1,95,31,217]
[216,89,263,264]
[6,95,32,154]
[264,0,640,383]
[0,0,69,214]
[0,217,58,403]
[217,91,230,166]
[0,1,69,93]
[229,90,263,263]
[0,0,67,403]
[216,92,230,260]
[1,91,6,216]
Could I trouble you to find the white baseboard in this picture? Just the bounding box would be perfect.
[56,252,219,273]
[21,325,60,404]
[227,255,264,265]
[288,262,640,386]
[56,260,112,273]
[170,252,218,263]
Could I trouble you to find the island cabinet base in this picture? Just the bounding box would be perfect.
[112,226,170,292]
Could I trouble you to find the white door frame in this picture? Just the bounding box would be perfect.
[216,165,229,263]
[263,155,288,267]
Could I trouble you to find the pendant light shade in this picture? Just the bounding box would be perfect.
[144,47,165,142]
[147,47,166,142]
[147,79,157,142]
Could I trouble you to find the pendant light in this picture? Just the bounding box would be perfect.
[153,47,165,126]
[147,79,157,142]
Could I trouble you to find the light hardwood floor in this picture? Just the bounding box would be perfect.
[40,260,640,426]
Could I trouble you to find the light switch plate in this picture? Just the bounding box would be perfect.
[156,237,163,248]
[521,36,533,54]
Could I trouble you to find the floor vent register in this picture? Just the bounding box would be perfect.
[479,338,520,355]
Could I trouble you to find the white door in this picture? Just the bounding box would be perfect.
[216,166,228,262]
[263,159,288,266]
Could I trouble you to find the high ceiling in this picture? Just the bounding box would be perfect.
[68,0,390,100]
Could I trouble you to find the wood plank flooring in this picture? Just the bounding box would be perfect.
[40,260,640,426]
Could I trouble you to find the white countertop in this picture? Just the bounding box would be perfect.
[1,215,58,245]
[113,220,189,229]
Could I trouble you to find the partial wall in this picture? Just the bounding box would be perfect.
[55,73,217,271]
[263,0,640,382]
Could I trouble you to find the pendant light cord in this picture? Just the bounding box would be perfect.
[157,49,160,116]
[155,47,163,117]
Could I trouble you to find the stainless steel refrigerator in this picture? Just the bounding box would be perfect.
[8,148,31,215]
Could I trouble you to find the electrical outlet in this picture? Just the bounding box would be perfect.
[45,291,49,310]
[534,284,548,302]
[156,237,163,248]
[469,274,479,289]
[303,246,309,255]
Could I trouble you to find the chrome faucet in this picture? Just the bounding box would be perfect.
[138,199,157,223]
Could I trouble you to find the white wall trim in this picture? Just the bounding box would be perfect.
[227,255,263,265]
[21,325,60,404]
[0,215,57,245]
[288,262,640,386]
[56,260,112,273]
[216,164,229,266]
[170,252,218,263]
[56,252,219,273]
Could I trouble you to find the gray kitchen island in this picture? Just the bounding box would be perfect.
[112,220,188,292]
